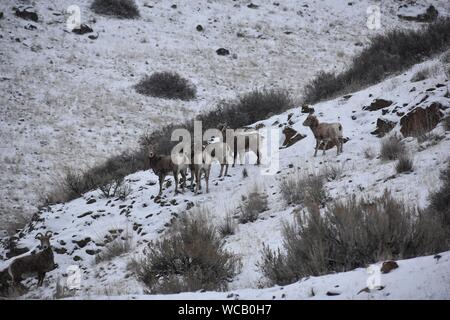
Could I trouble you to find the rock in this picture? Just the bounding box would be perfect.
[72,24,93,35]
[301,105,314,113]
[85,249,100,255]
[398,5,438,23]
[326,291,341,296]
[381,260,398,274]
[363,99,393,111]
[77,211,93,218]
[351,115,357,120]
[54,247,67,254]
[247,3,259,9]
[196,24,203,31]
[0,12,3,19]
[371,118,397,137]
[216,48,230,56]
[73,256,83,262]
[86,198,96,204]
[400,102,444,137]
[15,8,38,22]
[72,237,92,248]
[88,33,99,40]
[171,4,177,9]
[24,24,37,30]
[281,126,306,149]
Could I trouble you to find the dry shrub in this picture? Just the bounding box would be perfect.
[132,208,241,293]
[259,191,447,285]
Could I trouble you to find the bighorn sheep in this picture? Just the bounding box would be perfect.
[8,231,56,287]
[204,141,233,177]
[192,148,211,194]
[148,144,189,197]
[302,113,343,157]
[218,123,262,166]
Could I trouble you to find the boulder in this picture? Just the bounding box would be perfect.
[400,102,444,137]
[363,99,393,111]
[371,118,397,137]
[301,105,314,113]
[15,7,38,22]
[381,260,398,274]
[280,126,306,149]
[72,24,93,35]
[216,48,230,56]
[398,5,438,23]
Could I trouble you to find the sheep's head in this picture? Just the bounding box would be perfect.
[217,122,228,133]
[147,144,157,159]
[35,231,52,250]
[303,113,318,127]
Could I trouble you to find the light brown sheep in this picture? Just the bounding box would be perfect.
[302,113,343,157]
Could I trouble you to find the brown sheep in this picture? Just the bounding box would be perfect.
[302,113,343,157]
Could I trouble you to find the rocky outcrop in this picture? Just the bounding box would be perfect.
[398,5,438,23]
[400,102,444,137]
[363,99,393,111]
[280,126,306,149]
[371,118,397,137]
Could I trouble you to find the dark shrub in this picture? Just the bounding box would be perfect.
[259,191,447,285]
[133,209,241,293]
[429,161,450,229]
[303,19,450,104]
[238,188,268,224]
[95,233,133,263]
[380,134,405,161]
[218,212,236,238]
[91,0,140,19]
[443,116,450,131]
[135,72,196,101]
[280,171,326,206]
[396,155,414,173]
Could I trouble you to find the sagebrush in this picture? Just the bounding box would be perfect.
[132,209,241,293]
[135,72,196,101]
[303,19,450,103]
[259,191,447,285]
[91,0,140,19]
[280,171,326,206]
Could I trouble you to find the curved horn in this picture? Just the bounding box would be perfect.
[35,232,44,240]
[45,231,53,237]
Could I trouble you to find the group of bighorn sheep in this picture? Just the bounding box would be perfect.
[1,112,343,291]
[148,113,343,197]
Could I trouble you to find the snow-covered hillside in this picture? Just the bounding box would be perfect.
[2,0,450,225]
[1,53,449,299]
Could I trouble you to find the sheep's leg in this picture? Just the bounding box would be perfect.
[174,172,179,195]
[335,139,340,155]
[180,170,186,192]
[232,152,237,167]
[195,169,200,194]
[239,151,245,166]
[340,138,344,153]
[256,148,261,165]
[205,168,210,193]
[323,140,328,155]
[219,164,224,177]
[37,272,44,286]
[224,164,230,176]
[314,140,320,157]
[157,174,164,197]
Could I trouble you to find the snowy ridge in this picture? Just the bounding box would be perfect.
[1,54,449,299]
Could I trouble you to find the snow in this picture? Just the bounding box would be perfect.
[2,0,450,224]
[1,51,449,299]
